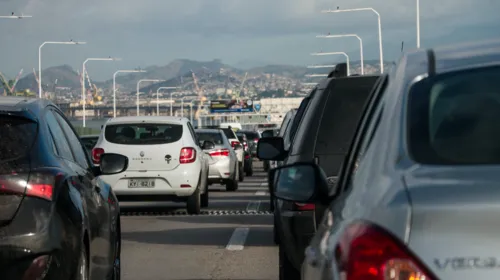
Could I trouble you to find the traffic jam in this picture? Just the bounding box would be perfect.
[1,40,500,280]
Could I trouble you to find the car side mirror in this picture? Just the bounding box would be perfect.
[273,162,329,204]
[202,140,215,150]
[100,153,128,175]
[233,143,243,150]
[257,137,286,161]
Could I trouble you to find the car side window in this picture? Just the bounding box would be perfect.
[45,110,75,162]
[52,109,90,169]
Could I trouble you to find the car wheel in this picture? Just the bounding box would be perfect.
[226,176,239,191]
[263,161,269,172]
[201,177,209,208]
[279,244,300,280]
[112,218,121,280]
[186,186,201,214]
[75,244,89,280]
[238,163,244,182]
[246,165,253,177]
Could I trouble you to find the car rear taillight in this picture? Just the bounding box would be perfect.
[337,222,435,280]
[209,149,230,157]
[0,172,56,201]
[230,141,239,148]
[92,147,105,164]
[294,203,315,211]
[253,138,259,143]
[245,154,250,159]
[243,142,248,148]
[180,147,196,164]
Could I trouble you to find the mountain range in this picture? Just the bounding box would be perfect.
[13,58,387,93]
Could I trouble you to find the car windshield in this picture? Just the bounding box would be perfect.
[104,123,183,145]
[196,132,223,145]
[409,66,500,164]
[0,116,37,161]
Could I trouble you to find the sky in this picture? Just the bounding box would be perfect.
[1,0,499,80]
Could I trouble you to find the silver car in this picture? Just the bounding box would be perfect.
[196,129,239,191]
[271,39,500,280]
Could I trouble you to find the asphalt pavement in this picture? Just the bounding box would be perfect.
[120,161,278,280]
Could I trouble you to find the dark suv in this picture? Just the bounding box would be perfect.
[258,73,381,279]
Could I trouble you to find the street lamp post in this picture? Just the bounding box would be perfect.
[416,0,420,48]
[136,79,163,116]
[316,34,364,74]
[113,70,146,118]
[322,7,384,73]
[181,96,191,118]
[0,14,32,19]
[82,57,120,127]
[155,87,178,116]
[39,41,86,98]
[310,51,350,76]
[189,101,194,123]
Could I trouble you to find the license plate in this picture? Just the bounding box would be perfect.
[128,179,155,188]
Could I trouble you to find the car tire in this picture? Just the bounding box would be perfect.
[186,187,201,214]
[75,244,89,280]
[226,174,239,191]
[263,161,269,172]
[279,244,300,280]
[239,163,244,182]
[246,167,253,177]
[201,177,209,208]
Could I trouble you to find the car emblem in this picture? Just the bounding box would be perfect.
[165,154,172,163]
[140,151,145,157]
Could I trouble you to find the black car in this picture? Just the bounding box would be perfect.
[239,130,261,156]
[0,97,126,279]
[236,132,254,176]
[258,73,380,280]
[260,129,279,172]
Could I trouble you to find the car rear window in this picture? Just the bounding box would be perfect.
[222,128,236,139]
[0,116,37,161]
[243,131,259,139]
[104,123,182,145]
[81,137,98,151]
[196,132,223,145]
[408,66,500,164]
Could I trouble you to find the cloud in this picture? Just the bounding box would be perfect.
[0,0,499,79]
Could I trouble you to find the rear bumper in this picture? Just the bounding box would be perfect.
[100,163,202,198]
[0,197,80,279]
[277,209,316,269]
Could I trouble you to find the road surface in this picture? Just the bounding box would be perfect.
[120,161,278,280]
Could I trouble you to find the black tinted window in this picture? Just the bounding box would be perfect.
[0,116,37,161]
[45,111,75,161]
[289,96,311,141]
[409,66,500,164]
[196,132,223,145]
[316,77,378,154]
[243,131,259,140]
[81,137,98,152]
[53,111,89,169]
[222,128,236,139]
[105,123,182,145]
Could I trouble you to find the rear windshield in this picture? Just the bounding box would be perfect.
[236,134,246,142]
[81,137,98,151]
[196,132,224,145]
[408,66,500,164]
[0,116,37,161]
[104,123,182,145]
[222,128,236,139]
[243,131,259,139]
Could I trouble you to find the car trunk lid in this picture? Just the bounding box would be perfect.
[404,166,500,280]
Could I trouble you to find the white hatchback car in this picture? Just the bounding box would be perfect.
[92,116,211,214]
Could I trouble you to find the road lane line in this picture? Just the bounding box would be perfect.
[226,227,250,251]
[260,182,268,187]
[246,201,261,212]
[255,191,267,196]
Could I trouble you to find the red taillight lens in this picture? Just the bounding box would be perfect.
[209,149,230,157]
[253,139,259,143]
[294,203,315,211]
[337,222,434,280]
[230,141,239,148]
[0,172,55,201]
[180,147,196,164]
[92,147,105,164]
[245,154,250,159]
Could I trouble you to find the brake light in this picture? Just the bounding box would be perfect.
[337,222,434,280]
[209,149,230,157]
[245,154,250,159]
[253,139,259,143]
[0,172,56,201]
[92,147,104,164]
[294,203,315,211]
[180,147,196,164]
[231,141,240,148]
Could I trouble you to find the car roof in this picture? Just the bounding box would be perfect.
[105,116,188,125]
[195,129,222,134]
[0,97,53,116]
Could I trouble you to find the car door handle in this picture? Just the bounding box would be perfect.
[305,246,319,267]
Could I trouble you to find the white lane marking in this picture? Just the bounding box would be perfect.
[246,201,261,212]
[226,227,250,251]
[260,182,268,187]
[255,191,268,196]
